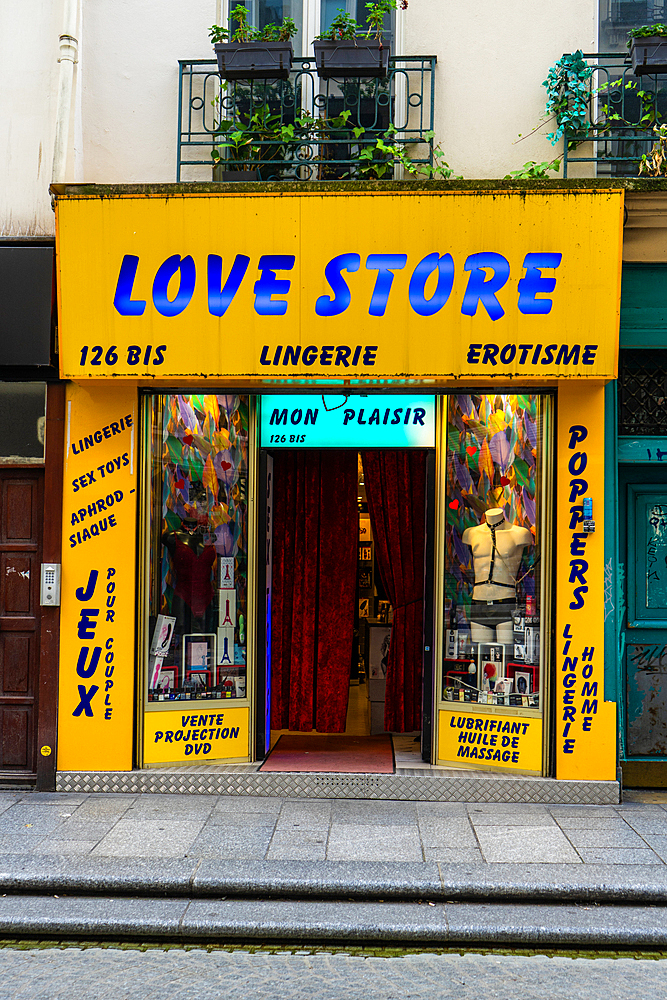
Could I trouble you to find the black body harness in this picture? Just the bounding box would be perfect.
[475,522,516,592]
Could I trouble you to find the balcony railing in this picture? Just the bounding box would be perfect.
[177,56,437,181]
[560,52,667,176]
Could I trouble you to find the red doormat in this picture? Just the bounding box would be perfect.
[259,734,395,773]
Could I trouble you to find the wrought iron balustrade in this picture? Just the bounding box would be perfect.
[177,56,436,181]
[560,52,667,176]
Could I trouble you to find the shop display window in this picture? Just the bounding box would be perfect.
[146,394,249,706]
[442,394,548,711]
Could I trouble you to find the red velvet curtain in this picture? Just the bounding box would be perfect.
[270,451,358,732]
[362,451,427,732]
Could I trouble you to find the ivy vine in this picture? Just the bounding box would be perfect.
[542,50,592,145]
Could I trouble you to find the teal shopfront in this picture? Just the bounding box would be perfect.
[608,264,667,786]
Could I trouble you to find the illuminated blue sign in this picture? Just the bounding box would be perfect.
[259,395,435,449]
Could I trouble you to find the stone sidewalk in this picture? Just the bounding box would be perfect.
[4,789,667,946]
[0,788,666,866]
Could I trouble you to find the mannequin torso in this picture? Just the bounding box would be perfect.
[462,509,532,602]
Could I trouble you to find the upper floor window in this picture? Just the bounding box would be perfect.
[320,0,394,41]
[618,349,667,435]
[600,0,667,53]
[229,0,394,57]
[230,0,304,54]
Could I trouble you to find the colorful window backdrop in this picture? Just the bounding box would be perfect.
[147,394,249,706]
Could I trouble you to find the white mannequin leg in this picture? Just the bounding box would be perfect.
[471,622,495,643]
[496,621,513,645]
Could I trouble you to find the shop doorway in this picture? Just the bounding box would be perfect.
[257,448,434,772]
[0,469,44,780]
[620,467,667,768]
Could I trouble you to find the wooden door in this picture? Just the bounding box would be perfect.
[0,470,43,778]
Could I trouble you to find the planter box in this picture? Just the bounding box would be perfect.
[630,35,667,75]
[313,38,390,78]
[212,168,259,182]
[214,41,293,80]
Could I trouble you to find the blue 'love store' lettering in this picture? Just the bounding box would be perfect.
[113,251,562,321]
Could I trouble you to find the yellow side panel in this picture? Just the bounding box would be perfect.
[556,383,616,781]
[57,383,137,771]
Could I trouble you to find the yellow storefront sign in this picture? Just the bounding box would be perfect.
[143,707,249,764]
[57,383,137,771]
[55,189,623,382]
[439,708,542,773]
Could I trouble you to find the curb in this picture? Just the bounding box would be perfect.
[3,858,667,904]
[0,897,667,947]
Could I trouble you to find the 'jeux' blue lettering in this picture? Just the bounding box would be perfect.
[71,567,117,721]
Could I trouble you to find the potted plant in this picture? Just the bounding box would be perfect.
[313,0,406,79]
[212,107,357,181]
[210,4,298,81]
[639,123,667,175]
[211,107,290,180]
[628,24,667,76]
[353,125,459,179]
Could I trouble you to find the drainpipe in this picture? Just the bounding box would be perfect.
[52,0,79,183]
